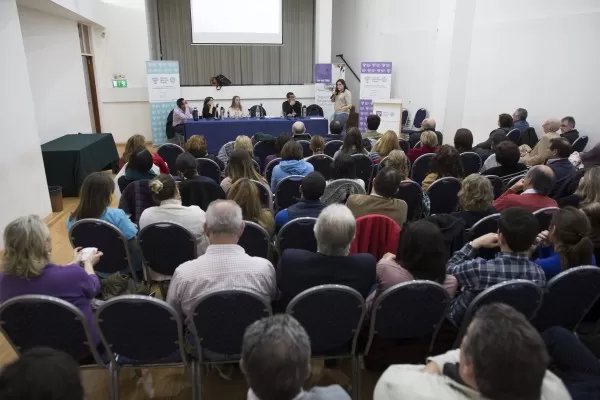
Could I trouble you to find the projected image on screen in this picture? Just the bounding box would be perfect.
[190,0,282,45]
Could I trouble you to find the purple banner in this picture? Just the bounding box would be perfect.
[358,99,373,132]
[361,62,393,74]
[314,64,333,84]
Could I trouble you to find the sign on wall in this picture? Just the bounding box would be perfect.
[146,61,181,145]
[359,62,392,131]
[314,63,346,120]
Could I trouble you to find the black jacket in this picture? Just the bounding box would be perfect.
[282,100,302,116]
[202,105,217,119]
[547,158,577,197]
[560,129,579,144]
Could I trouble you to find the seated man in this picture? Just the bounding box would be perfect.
[560,116,579,144]
[513,107,530,133]
[363,114,382,140]
[275,172,327,230]
[282,92,302,117]
[493,165,558,212]
[242,315,351,400]
[547,138,576,197]
[326,119,344,140]
[374,304,570,400]
[521,118,561,166]
[474,113,514,150]
[167,200,276,324]
[291,121,311,141]
[409,118,443,147]
[478,132,510,170]
[277,204,376,308]
[170,97,192,146]
[346,167,408,227]
[446,208,546,325]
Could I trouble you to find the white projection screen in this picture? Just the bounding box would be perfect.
[190,0,283,45]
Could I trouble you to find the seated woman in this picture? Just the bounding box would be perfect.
[558,166,600,208]
[327,153,365,190]
[176,153,225,209]
[451,174,496,229]
[407,130,439,163]
[227,178,275,235]
[234,135,261,168]
[271,141,314,193]
[227,96,247,119]
[221,149,267,194]
[119,134,169,173]
[202,96,217,119]
[117,148,157,193]
[184,135,225,170]
[481,140,527,177]
[454,128,473,154]
[265,134,291,167]
[421,144,464,191]
[0,215,103,349]
[333,128,369,159]
[534,206,596,280]
[381,150,410,181]
[309,135,325,156]
[370,131,400,164]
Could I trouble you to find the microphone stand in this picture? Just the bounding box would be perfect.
[335,54,360,82]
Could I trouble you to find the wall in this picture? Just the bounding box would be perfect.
[18,6,92,144]
[0,0,52,247]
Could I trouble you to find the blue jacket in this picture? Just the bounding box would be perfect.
[547,158,576,197]
[271,160,314,193]
[514,120,530,133]
[275,200,327,230]
[535,246,596,280]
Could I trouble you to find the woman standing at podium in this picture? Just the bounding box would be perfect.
[331,79,352,133]
[227,96,247,118]
[202,97,218,119]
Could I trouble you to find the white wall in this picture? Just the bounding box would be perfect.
[18,6,92,144]
[0,0,52,247]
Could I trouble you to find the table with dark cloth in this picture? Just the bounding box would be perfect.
[41,134,119,197]
[184,117,329,154]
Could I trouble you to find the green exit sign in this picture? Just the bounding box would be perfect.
[112,79,128,88]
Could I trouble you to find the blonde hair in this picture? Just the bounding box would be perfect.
[420,130,438,147]
[459,174,494,212]
[123,134,146,164]
[373,131,400,158]
[227,178,274,233]
[2,215,51,279]
[382,150,409,180]
[310,136,325,155]
[576,167,600,206]
[234,136,254,156]
[185,135,208,158]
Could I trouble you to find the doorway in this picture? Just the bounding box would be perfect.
[82,55,101,133]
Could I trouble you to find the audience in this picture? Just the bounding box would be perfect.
[346,167,408,227]
[446,208,546,324]
[421,145,464,192]
[476,132,508,167]
[582,202,600,262]
[0,215,102,347]
[521,118,561,166]
[409,118,443,148]
[560,116,579,144]
[474,113,514,150]
[176,152,220,185]
[381,150,410,181]
[493,165,558,212]
[177,153,227,210]
[271,141,315,193]
[120,134,168,173]
[546,137,576,196]
[407,130,439,163]
[291,121,311,141]
[480,140,527,177]
[227,178,275,235]
[451,174,496,229]
[167,200,276,324]
[453,128,473,154]
[326,120,344,140]
[0,347,85,400]
[275,172,327,230]
[265,134,291,166]
[513,107,530,133]
[121,148,157,190]
[241,315,350,400]
[327,153,365,189]
[309,135,325,156]
[276,204,376,307]
[185,135,225,171]
[533,206,595,279]
[234,135,261,167]
[374,304,570,399]
[334,127,370,159]
[370,131,400,164]
[560,167,600,208]
[222,149,267,194]
[363,114,382,140]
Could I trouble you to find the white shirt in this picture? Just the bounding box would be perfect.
[522,189,538,195]
[227,107,247,118]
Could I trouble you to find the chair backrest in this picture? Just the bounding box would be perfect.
[413,108,427,129]
[573,135,589,153]
[401,109,408,127]
[275,175,304,211]
[533,266,600,332]
[505,174,525,188]
[414,141,421,148]
[251,158,261,173]
[196,158,222,183]
[277,217,318,254]
[95,295,186,364]
[398,139,410,154]
[298,140,312,158]
[157,143,185,175]
[287,285,365,356]
[306,104,324,117]
[410,153,435,185]
[117,175,133,193]
[352,153,375,191]
[533,207,559,232]
[253,141,276,170]
[467,213,501,259]
[320,179,366,205]
[306,154,334,180]
[189,290,271,359]
[454,280,544,347]
[324,140,343,157]
[459,152,482,176]
[0,295,103,365]
[366,281,450,355]
[395,180,423,221]
[138,222,197,278]
[239,221,272,260]
[118,179,155,225]
[249,105,267,118]
[484,175,505,199]
[350,214,401,260]
[179,179,226,211]
[506,128,521,144]
[250,179,273,210]
[264,158,282,184]
[69,219,136,278]
[426,177,461,215]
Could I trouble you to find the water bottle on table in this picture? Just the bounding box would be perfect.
[302,105,307,118]
[192,107,199,121]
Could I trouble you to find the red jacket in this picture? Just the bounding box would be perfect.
[407,145,438,163]
[350,215,401,261]
[493,189,558,213]
[119,153,170,175]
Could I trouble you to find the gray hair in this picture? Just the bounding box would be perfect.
[292,121,306,135]
[314,204,356,256]
[422,118,436,130]
[2,215,50,278]
[526,165,555,196]
[205,200,243,235]
[516,108,528,121]
[242,315,310,400]
[562,116,576,128]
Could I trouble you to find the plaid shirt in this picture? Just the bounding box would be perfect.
[446,243,546,325]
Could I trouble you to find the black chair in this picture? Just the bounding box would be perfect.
[239,221,272,260]
[275,175,303,211]
[426,177,461,215]
[138,222,197,281]
[253,141,276,170]
[395,180,423,221]
[485,175,505,199]
[287,285,365,400]
[306,154,334,180]
[533,207,559,232]
[69,219,138,279]
[248,105,267,118]
[533,266,600,332]
[365,281,450,358]
[298,140,312,158]
[306,104,324,117]
[401,109,408,128]
[413,108,427,129]
[459,152,482,175]
[573,136,589,153]
[165,110,175,139]
[399,139,410,154]
[467,213,501,259]
[352,153,375,192]
[250,179,273,210]
[117,175,134,193]
[410,153,435,185]
[506,174,526,189]
[277,217,317,254]
[0,295,105,367]
[95,296,196,399]
[414,141,421,148]
[324,140,343,157]
[157,143,185,176]
[251,159,261,173]
[506,128,521,144]
[453,280,544,348]
[179,179,226,211]
[196,158,221,183]
[118,180,155,225]
[264,158,282,184]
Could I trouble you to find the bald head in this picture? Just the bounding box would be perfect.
[421,118,436,131]
[524,165,555,195]
[542,118,560,134]
[292,121,306,135]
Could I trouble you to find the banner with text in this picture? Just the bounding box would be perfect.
[314,63,346,120]
[146,61,181,145]
[359,62,392,131]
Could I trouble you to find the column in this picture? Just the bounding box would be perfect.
[315,0,333,64]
